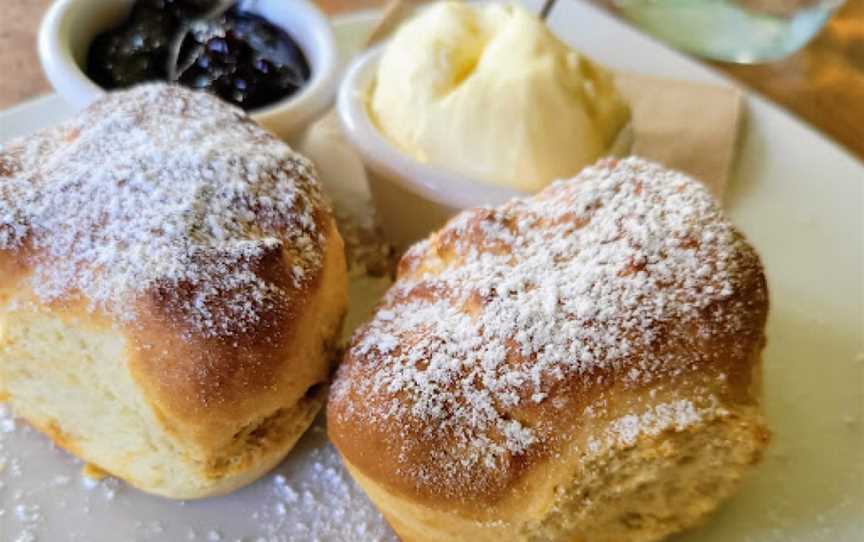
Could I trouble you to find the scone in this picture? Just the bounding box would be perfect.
[328,157,769,542]
[0,84,348,499]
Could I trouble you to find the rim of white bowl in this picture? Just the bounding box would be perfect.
[337,45,527,211]
[38,0,340,134]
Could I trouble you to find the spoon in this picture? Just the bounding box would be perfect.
[166,0,235,82]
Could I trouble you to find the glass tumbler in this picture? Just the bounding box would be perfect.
[610,0,846,63]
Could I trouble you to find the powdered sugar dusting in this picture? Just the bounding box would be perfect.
[0,84,326,337]
[332,157,766,497]
[252,432,394,541]
[604,398,723,448]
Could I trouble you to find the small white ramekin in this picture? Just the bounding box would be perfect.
[337,46,526,249]
[38,0,340,139]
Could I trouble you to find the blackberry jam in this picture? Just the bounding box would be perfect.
[87,0,311,110]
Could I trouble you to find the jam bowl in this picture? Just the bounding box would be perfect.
[38,0,340,139]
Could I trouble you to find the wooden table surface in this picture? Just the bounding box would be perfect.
[1,0,862,161]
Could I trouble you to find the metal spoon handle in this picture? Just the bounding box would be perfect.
[365,0,426,47]
[540,0,558,20]
[166,0,235,82]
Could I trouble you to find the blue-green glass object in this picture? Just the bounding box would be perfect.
[611,0,845,63]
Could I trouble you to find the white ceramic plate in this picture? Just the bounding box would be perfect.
[1,5,862,542]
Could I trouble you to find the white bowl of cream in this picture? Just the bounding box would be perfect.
[337,1,629,248]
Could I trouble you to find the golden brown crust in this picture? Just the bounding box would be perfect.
[341,400,769,541]
[0,84,350,497]
[328,157,769,511]
[0,225,345,497]
[126,218,346,457]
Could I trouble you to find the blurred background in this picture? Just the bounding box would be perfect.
[1,0,861,159]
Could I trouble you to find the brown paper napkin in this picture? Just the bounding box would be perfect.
[613,72,745,199]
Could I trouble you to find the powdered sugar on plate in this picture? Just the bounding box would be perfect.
[0,84,327,337]
[0,408,397,542]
